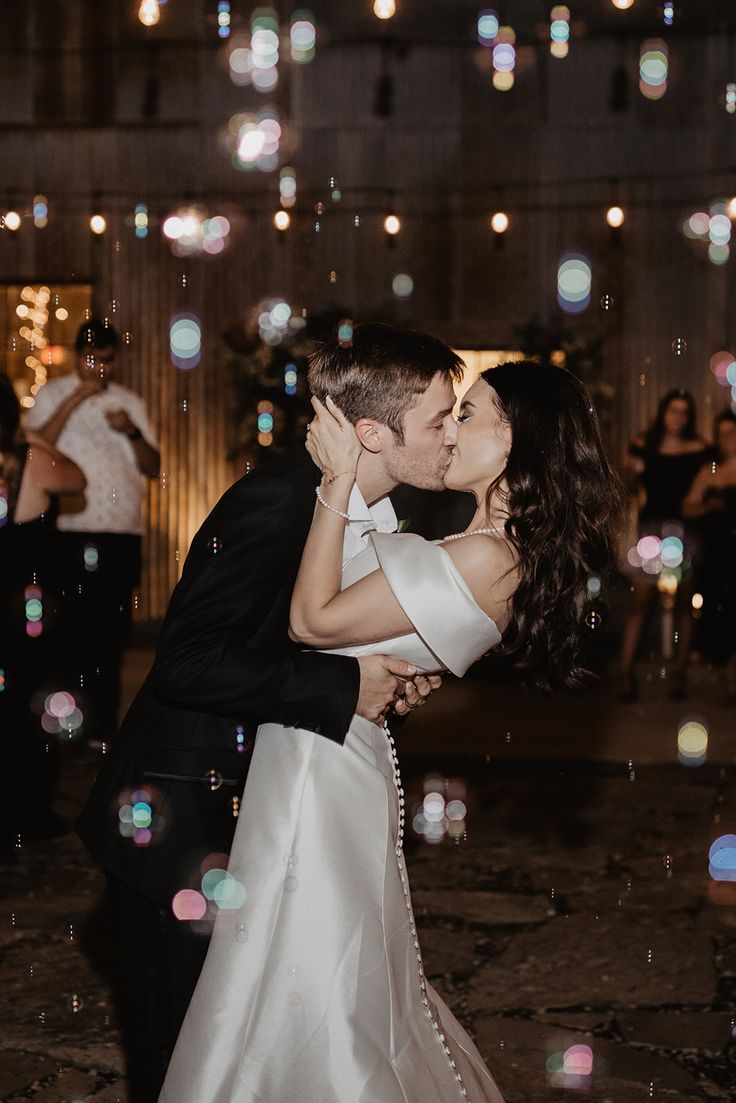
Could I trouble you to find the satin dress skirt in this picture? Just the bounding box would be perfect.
[159,714,504,1103]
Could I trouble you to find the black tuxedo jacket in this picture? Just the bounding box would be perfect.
[76,452,360,906]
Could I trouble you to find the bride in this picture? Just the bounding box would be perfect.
[160,361,620,1102]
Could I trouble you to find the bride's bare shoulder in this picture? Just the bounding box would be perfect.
[440,533,518,623]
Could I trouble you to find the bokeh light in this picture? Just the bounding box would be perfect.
[33,194,48,229]
[373,0,396,18]
[490,211,509,233]
[392,273,414,298]
[550,6,570,58]
[231,110,281,172]
[477,10,499,45]
[492,27,516,90]
[677,719,708,767]
[557,253,592,314]
[3,211,21,232]
[606,205,625,228]
[384,214,401,236]
[727,83,736,115]
[291,12,316,64]
[279,166,297,208]
[664,2,674,25]
[274,210,291,231]
[172,889,207,920]
[640,39,668,100]
[134,203,149,239]
[284,362,298,395]
[611,0,635,9]
[90,214,107,235]
[170,313,202,371]
[709,835,736,882]
[217,1,231,39]
[138,0,160,27]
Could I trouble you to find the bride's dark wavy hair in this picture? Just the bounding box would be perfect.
[482,360,623,692]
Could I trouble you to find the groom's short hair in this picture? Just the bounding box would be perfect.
[308,323,464,443]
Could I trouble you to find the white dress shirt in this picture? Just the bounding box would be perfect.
[342,483,398,566]
[24,375,158,535]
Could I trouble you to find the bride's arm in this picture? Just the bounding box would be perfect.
[289,397,415,648]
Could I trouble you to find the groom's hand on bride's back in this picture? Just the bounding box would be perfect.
[355,656,442,723]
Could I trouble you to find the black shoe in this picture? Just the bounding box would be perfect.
[619,672,639,703]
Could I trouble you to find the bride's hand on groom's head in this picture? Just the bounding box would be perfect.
[306,395,361,480]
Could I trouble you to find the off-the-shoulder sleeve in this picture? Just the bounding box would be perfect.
[369,532,502,677]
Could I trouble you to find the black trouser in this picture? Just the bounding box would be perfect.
[105,875,211,1103]
[58,532,142,741]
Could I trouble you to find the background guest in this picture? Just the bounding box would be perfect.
[683,410,736,704]
[0,374,86,844]
[24,320,160,747]
[618,388,710,702]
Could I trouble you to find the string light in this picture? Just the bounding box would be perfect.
[90,214,107,235]
[384,214,401,236]
[274,210,291,232]
[606,205,625,228]
[138,0,160,27]
[490,211,509,233]
[373,0,396,19]
[611,0,635,9]
[2,210,21,231]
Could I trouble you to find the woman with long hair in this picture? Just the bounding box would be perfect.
[161,359,622,1103]
[618,388,710,702]
[0,373,85,844]
[683,409,736,703]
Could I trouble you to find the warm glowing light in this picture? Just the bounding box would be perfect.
[490,211,509,234]
[606,205,625,228]
[138,0,160,27]
[90,214,107,235]
[611,0,635,9]
[384,214,401,235]
[274,210,291,231]
[3,211,21,232]
[373,0,396,19]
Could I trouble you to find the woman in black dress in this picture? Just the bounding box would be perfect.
[683,410,736,704]
[619,389,710,702]
[0,374,85,844]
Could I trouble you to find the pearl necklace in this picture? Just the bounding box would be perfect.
[442,525,505,542]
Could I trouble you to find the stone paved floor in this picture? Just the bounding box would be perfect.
[2,656,736,1102]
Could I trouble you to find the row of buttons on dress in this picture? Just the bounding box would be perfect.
[384,724,471,1100]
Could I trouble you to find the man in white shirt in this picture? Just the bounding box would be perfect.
[26,319,160,744]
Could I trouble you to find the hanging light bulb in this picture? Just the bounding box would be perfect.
[383,214,401,236]
[138,0,161,27]
[606,205,625,228]
[274,210,291,232]
[3,211,21,232]
[90,214,107,235]
[373,1,396,20]
[490,211,509,234]
[611,0,635,9]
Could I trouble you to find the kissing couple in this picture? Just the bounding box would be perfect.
[78,323,620,1102]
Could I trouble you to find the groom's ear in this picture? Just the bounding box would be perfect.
[354,417,385,454]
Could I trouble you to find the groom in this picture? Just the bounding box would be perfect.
[77,322,464,1101]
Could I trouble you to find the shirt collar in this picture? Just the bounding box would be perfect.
[348,483,397,535]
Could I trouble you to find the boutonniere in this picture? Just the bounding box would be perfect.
[397,518,412,534]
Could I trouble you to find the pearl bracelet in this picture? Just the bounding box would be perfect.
[315,486,351,520]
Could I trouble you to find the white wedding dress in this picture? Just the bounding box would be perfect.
[160,533,505,1103]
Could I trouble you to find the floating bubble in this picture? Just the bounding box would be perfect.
[202,868,229,900]
[709,835,736,881]
[172,889,207,920]
[392,273,414,299]
[213,875,247,909]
